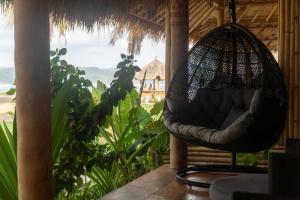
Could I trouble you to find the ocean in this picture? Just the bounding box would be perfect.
[0,84,14,93]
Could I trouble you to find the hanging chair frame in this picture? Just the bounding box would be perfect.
[175,153,267,188]
[165,0,285,188]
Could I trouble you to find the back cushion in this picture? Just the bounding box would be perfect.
[191,88,256,129]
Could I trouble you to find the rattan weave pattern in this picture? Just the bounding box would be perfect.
[167,24,283,103]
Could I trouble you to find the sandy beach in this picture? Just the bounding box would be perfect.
[0,94,15,121]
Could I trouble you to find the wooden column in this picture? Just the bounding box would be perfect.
[278,0,300,142]
[169,0,189,169]
[14,0,53,199]
[165,2,171,90]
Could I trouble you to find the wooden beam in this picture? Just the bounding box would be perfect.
[169,0,188,170]
[237,6,248,23]
[14,0,53,199]
[190,6,215,33]
[251,8,263,23]
[266,5,278,22]
[189,1,209,28]
[212,0,277,7]
[216,4,225,26]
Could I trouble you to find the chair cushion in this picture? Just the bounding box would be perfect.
[209,174,268,200]
[220,107,246,130]
[164,89,261,145]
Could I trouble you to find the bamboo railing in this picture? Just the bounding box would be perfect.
[163,145,285,168]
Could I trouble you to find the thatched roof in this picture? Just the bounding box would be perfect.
[135,57,165,80]
[0,0,166,54]
[0,0,279,53]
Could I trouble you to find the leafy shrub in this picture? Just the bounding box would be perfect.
[51,50,142,195]
[237,150,269,167]
[0,48,168,200]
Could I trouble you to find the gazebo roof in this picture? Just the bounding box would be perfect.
[135,57,165,80]
[0,0,278,52]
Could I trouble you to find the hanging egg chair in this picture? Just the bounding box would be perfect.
[163,0,287,187]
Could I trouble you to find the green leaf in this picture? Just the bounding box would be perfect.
[60,60,68,66]
[121,54,126,59]
[262,150,269,160]
[152,132,168,151]
[58,48,67,56]
[150,100,164,116]
[0,124,18,200]
[126,137,155,165]
[127,55,134,60]
[50,50,56,56]
[6,88,16,95]
[133,66,141,72]
[52,78,75,163]
[51,56,60,63]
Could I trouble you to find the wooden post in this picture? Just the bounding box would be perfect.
[169,0,189,169]
[14,0,53,199]
[165,2,171,91]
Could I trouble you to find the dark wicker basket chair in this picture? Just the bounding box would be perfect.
[163,1,287,188]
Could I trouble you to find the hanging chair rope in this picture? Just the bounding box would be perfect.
[229,0,237,25]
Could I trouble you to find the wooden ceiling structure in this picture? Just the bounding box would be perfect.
[130,0,278,51]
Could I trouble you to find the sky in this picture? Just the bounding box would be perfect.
[0,14,165,69]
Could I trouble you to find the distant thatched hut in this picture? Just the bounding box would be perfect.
[135,57,165,103]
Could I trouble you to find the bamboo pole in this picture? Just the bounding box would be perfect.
[284,0,292,139]
[278,0,286,144]
[290,0,295,139]
[298,0,300,138]
[169,0,189,169]
[15,0,53,199]
[294,0,299,138]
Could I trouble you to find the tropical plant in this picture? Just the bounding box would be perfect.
[98,89,168,183]
[0,49,169,199]
[59,90,168,200]
[0,122,17,200]
[0,77,73,200]
[52,51,141,195]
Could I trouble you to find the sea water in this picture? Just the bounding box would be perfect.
[0,84,14,93]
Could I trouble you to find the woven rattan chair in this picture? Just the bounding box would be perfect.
[163,0,287,188]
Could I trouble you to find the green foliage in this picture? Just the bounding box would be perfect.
[98,90,168,183]
[0,77,75,200]
[237,150,269,167]
[87,161,125,196]
[60,83,168,199]
[53,53,142,195]
[0,122,17,200]
[0,49,168,200]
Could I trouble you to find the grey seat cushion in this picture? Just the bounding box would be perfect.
[164,89,262,144]
[209,174,268,200]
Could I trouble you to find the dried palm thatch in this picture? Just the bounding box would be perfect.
[0,0,167,54]
[0,0,279,53]
[135,57,165,80]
